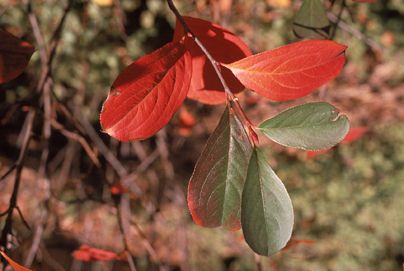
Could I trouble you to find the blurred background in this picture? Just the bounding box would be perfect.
[0,0,403,270]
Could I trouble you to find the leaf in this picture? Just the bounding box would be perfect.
[0,30,35,84]
[306,126,368,158]
[72,245,121,262]
[173,16,252,105]
[259,102,349,150]
[0,251,33,271]
[341,126,368,144]
[241,148,294,256]
[100,41,192,141]
[224,40,346,101]
[293,0,330,39]
[282,239,315,251]
[188,107,252,230]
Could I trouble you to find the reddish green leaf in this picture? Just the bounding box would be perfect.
[0,251,32,271]
[100,41,192,141]
[241,148,294,256]
[188,107,252,230]
[173,16,252,105]
[0,30,34,84]
[224,40,346,101]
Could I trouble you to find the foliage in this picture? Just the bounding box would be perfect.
[0,0,403,270]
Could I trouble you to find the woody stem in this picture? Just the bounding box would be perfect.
[166,0,258,146]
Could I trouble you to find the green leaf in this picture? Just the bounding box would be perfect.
[241,148,294,256]
[293,0,330,39]
[258,102,349,150]
[188,107,252,230]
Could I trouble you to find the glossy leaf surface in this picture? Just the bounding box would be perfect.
[173,16,252,104]
[293,0,330,39]
[0,30,34,84]
[188,107,252,230]
[100,41,192,141]
[225,40,346,101]
[0,251,32,271]
[259,102,349,150]
[241,149,294,256]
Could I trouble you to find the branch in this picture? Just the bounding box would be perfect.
[327,11,383,52]
[166,0,258,146]
[0,109,35,255]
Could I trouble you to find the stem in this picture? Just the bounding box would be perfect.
[166,0,258,146]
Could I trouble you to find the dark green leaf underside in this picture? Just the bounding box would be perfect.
[241,148,294,256]
[259,102,349,150]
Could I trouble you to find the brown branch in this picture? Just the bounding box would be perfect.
[327,11,383,52]
[0,109,36,255]
[254,254,263,271]
[51,119,100,167]
[15,206,31,231]
[166,0,258,146]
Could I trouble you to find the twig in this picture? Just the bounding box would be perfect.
[24,222,43,266]
[126,251,137,271]
[0,109,35,255]
[330,0,346,39]
[117,195,137,271]
[327,12,383,52]
[166,0,258,146]
[25,0,48,65]
[51,119,100,167]
[254,254,263,271]
[15,206,31,231]
[0,165,16,183]
[129,218,159,263]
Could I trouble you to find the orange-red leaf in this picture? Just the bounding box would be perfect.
[173,16,252,104]
[72,245,121,262]
[282,239,315,251]
[341,127,368,144]
[224,40,346,101]
[100,41,192,141]
[0,30,34,84]
[0,251,33,271]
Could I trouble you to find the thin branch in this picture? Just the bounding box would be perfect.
[0,109,36,255]
[166,0,258,146]
[0,165,16,183]
[254,254,263,271]
[25,0,48,65]
[15,206,31,232]
[51,119,100,167]
[330,0,346,39]
[327,12,383,52]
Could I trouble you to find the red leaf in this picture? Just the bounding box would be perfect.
[0,30,35,84]
[100,41,192,141]
[224,40,346,101]
[0,251,33,271]
[306,148,331,158]
[341,127,368,144]
[72,245,121,262]
[173,16,252,104]
[282,239,315,251]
